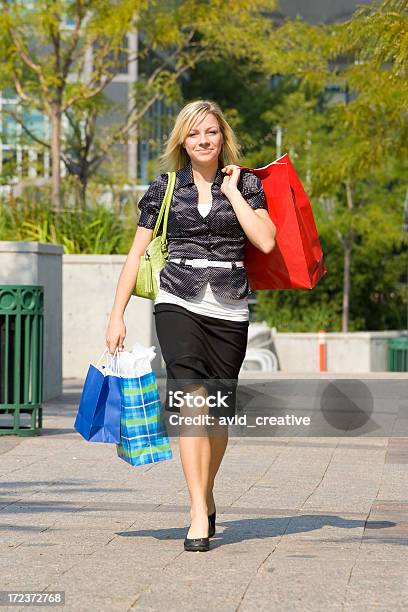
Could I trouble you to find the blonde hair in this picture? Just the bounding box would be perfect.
[158,100,241,173]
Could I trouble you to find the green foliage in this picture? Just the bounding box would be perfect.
[343,0,408,77]
[253,171,407,331]
[0,1,142,109]
[0,183,137,255]
[254,291,344,332]
[246,0,408,332]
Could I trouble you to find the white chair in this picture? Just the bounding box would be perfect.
[247,322,273,350]
[241,348,278,372]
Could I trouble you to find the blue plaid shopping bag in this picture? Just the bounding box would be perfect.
[116,370,173,466]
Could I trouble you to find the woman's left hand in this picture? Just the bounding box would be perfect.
[220,164,241,197]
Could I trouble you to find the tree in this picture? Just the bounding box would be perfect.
[61,0,277,201]
[0,0,276,207]
[254,0,408,331]
[0,0,142,209]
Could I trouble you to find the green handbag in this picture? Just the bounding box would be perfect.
[133,171,176,300]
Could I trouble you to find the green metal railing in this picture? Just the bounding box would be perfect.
[387,336,408,372]
[0,285,44,435]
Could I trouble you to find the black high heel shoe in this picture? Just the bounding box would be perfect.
[208,508,216,538]
[184,524,210,552]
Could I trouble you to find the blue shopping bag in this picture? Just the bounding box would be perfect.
[116,370,173,466]
[74,348,121,443]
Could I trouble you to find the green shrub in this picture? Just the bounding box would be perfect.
[0,187,138,254]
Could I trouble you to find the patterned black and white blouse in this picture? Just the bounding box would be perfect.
[137,159,267,300]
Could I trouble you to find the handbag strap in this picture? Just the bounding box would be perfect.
[152,171,176,243]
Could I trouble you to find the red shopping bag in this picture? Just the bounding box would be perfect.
[238,153,327,290]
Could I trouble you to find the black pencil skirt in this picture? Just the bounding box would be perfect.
[153,303,249,418]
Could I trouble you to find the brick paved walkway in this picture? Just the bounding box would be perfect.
[0,376,407,611]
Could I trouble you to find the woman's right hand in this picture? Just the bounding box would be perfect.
[106,315,126,355]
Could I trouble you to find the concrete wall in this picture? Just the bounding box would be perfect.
[63,254,163,380]
[0,241,63,401]
[271,331,402,373]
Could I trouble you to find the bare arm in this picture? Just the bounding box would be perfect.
[228,191,276,254]
[105,226,154,353]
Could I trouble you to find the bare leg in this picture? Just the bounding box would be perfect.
[178,384,211,539]
[206,421,228,514]
[178,384,230,536]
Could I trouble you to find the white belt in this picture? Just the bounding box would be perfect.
[169,258,244,269]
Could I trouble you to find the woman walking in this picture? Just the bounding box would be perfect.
[106,100,276,552]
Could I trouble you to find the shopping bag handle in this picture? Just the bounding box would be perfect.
[95,346,108,367]
[106,347,121,376]
[96,346,121,375]
[96,347,110,368]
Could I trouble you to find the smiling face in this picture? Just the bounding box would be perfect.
[183,112,224,166]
